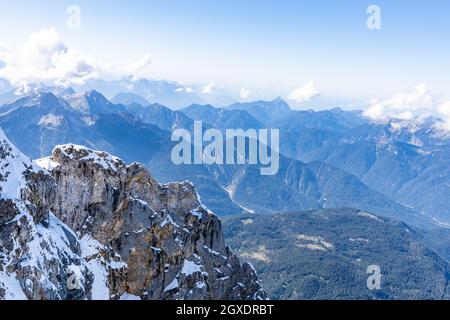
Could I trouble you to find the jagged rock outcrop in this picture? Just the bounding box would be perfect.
[0,129,265,300]
[0,129,93,300]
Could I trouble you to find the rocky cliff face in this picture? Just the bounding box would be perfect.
[0,130,265,300]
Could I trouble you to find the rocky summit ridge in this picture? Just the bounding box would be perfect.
[0,129,265,300]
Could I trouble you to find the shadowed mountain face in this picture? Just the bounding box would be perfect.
[274,118,450,224]
[111,92,150,106]
[227,98,292,125]
[228,99,366,130]
[124,103,195,132]
[203,154,428,227]
[223,209,450,300]
[182,104,265,131]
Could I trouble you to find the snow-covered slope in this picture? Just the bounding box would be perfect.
[0,128,93,299]
[0,129,36,200]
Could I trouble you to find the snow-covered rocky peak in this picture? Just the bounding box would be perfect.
[0,128,38,200]
[1,128,90,300]
[1,137,265,300]
[386,116,450,146]
[52,144,125,173]
[66,90,119,116]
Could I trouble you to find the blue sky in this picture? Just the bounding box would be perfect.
[1,0,450,105]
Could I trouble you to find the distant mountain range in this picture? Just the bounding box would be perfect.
[188,99,450,226]
[74,77,237,108]
[0,89,434,229]
[1,81,450,227]
[0,77,238,109]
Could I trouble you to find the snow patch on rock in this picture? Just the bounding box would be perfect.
[38,114,63,127]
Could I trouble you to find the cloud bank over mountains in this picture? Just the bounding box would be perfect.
[0,28,155,91]
[240,88,251,99]
[0,28,101,88]
[0,28,324,106]
[124,54,153,80]
[363,84,450,129]
[288,80,321,104]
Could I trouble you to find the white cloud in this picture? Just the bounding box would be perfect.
[0,44,6,55]
[288,81,321,103]
[0,28,102,87]
[396,111,414,120]
[124,54,152,80]
[38,113,63,127]
[437,101,450,130]
[240,88,251,99]
[174,86,195,94]
[363,100,385,120]
[362,84,450,132]
[363,84,437,121]
[201,82,215,94]
[0,44,7,67]
[437,101,450,117]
